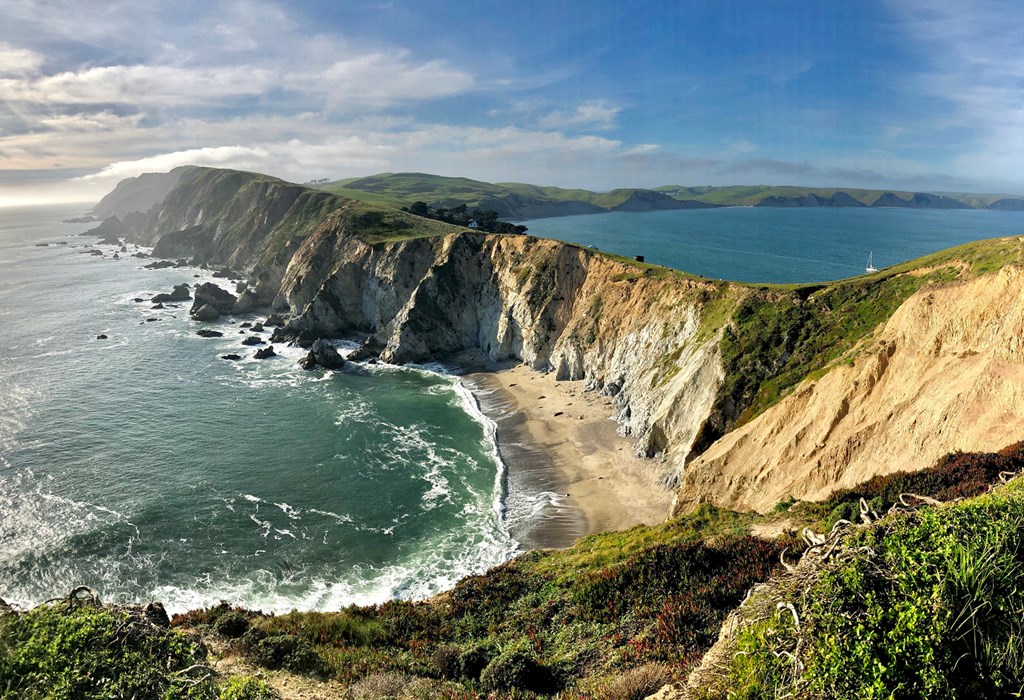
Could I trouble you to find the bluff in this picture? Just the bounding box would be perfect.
[119,167,1024,516]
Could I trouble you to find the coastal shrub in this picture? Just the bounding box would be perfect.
[256,609,384,647]
[457,639,498,680]
[429,644,463,679]
[787,442,1024,531]
[214,610,251,638]
[596,663,673,700]
[0,600,216,699]
[479,639,548,693]
[218,676,279,700]
[249,634,323,674]
[721,479,1024,699]
[574,537,785,624]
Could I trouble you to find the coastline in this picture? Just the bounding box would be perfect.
[460,356,674,550]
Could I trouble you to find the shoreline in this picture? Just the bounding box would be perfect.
[459,356,674,550]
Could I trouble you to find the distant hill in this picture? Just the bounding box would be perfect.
[319,173,716,220]
[320,173,1024,220]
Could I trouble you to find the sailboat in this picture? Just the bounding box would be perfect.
[866,252,878,273]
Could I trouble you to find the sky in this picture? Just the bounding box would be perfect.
[1,0,1023,206]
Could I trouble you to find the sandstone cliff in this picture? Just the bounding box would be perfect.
[676,257,1024,513]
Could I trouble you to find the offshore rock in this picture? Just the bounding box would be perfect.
[190,283,236,317]
[151,283,191,303]
[193,304,220,322]
[253,346,276,359]
[299,339,346,371]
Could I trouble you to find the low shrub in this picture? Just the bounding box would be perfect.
[480,640,547,693]
[214,611,251,639]
[218,676,279,700]
[596,663,674,700]
[248,634,323,674]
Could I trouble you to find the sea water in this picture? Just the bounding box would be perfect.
[524,207,1024,284]
[0,204,517,614]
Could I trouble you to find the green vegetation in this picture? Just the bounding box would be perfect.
[0,591,274,700]
[710,471,1024,699]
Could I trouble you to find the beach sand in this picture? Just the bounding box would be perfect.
[460,358,674,549]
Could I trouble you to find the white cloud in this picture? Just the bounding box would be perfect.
[316,52,473,108]
[0,43,43,75]
[538,101,621,130]
[38,111,143,131]
[0,64,275,105]
[886,0,1024,189]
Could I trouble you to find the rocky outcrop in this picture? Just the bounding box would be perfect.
[190,283,236,318]
[82,216,128,244]
[477,194,605,220]
[871,192,910,207]
[907,192,972,209]
[151,284,191,303]
[92,168,189,221]
[675,265,1024,513]
[757,192,867,207]
[299,339,346,370]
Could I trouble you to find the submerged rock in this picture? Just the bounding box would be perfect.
[96,334,108,340]
[196,329,224,338]
[241,335,264,346]
[221,354,242,361]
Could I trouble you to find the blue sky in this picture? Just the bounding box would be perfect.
[1,0,1022,205]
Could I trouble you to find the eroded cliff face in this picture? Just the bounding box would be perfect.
[273,209,731,475]
[675,265,1024,513]
[131,167,1024,517]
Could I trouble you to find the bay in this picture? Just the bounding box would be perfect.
[523,207,1024,284]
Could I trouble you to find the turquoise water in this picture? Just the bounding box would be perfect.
[0,205,517,614]
[524,207,1024,283]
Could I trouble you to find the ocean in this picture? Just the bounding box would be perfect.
[3,202,1023,616]
[523,207,1024,284]
[0,204,518,615]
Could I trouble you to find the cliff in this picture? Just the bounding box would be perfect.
[121,168,1024,515]
[676,242,1024,513]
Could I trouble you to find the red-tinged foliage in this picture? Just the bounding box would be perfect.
[822,441,1024,514]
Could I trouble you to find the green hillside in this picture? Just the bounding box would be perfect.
[320,173,1024,214]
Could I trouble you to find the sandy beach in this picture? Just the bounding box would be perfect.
[461,359,674,549]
